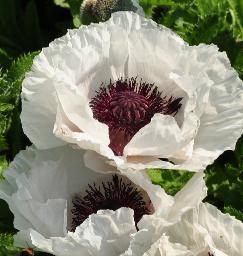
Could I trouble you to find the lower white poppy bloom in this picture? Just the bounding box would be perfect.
[21,11,243,172]
[125,203,243,256]
[0,146,205,255]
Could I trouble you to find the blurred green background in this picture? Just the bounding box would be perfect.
[0,0,242,255]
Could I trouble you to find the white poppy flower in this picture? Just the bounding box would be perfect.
[125,203,243,256]
[0,146,206,255]
[21,12,243,172]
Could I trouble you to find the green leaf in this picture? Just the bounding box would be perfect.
[196,0,228,17]
[233,45,243,78]
[53,0,83,27]
[224,206,243,222]
[228,0,243,39]
[205,146,243,213]
[0,136,8,152]
[0,156,8,180]
[0,51,38,103]
[0,231,53,256]
[0,233,20,256]
[147,169,193,195]
[6,52,39,86]
[0,51,39,106]
[0,103,15,112]
[140,0,176,17]
[0,49,12,70]
[68,0,83,27]
[235,134,243,168]
[0,52,38,156]
[0,111,13,146]
[0,200,15,234]
[54,0,70,8]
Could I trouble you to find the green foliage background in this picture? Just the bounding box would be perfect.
[0,0,242,254]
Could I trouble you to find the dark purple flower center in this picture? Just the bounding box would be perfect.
[71,175,153,231]
[90,77,182,156]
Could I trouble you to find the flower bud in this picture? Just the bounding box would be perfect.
[80,0,144,25]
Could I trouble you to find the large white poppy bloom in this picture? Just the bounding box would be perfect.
[0,146,205,255]
[21,11,243,172]
[126,203,243,256]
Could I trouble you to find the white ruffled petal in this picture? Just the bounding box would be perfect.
[14,229,53,253]
[124,114,189,157]
[159,203,243,256]
[126,27,186,90]
[143,235,191,256]
[13,198,67,238]
[21,75,65,150]
[198,203,243,256]
[122,231,191,256]
[163,208,214,255]
[172,49,243,171]
[121,229,154,256]
[136,173,207,242]
[52,208,136,256]
[168,172,207,220]
[53,81,111,154]
[130,0,145,16]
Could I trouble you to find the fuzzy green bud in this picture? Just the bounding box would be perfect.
[80,0,144,25]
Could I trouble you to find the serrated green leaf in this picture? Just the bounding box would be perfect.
[228,0,243,39]
[0,52,38,156]
[224,206,243,222]
[0,233,20,256]
[196,0,228,17]
[0,51,38,109]
[147,169,193,195]
[6,51,39,85]
[0,112,12,136]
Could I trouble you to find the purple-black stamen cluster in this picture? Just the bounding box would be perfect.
[71,175,153,231]
[90,77,182,155]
